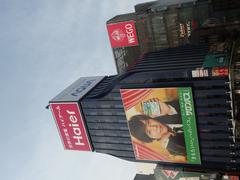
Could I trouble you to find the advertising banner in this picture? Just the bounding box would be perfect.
[107,21,139,48]
[120,87,201,164]
[50,102,92,151]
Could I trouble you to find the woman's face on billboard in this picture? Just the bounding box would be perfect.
[145,118,169,139]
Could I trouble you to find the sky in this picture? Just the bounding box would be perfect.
[0,0,148,180]
[0,0,193,180]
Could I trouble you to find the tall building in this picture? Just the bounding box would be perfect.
[106,0,240,73]
[49,40,240,173]
[48,0,240,176]
[107,13,141,73]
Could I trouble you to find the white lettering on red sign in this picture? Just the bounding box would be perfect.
[67,110,85,146]
[125,23,135,44]
[50,103,92,151]
[107,21,139,47]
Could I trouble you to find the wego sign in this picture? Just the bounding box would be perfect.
[107,21,139,48]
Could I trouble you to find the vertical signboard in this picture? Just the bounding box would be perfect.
[49,76,104,151]
[50,102,92,151]
[107,21,139,48]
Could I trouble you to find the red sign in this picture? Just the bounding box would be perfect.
[162,170,179,179]
[230,176,239,180]
[212,67,229,77]
[107,21,139,48]
[50,103,92,151]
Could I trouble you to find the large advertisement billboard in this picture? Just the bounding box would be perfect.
[120,87,201,164]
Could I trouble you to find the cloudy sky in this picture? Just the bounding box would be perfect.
[0,0,194,179]
[0,0,148,180]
